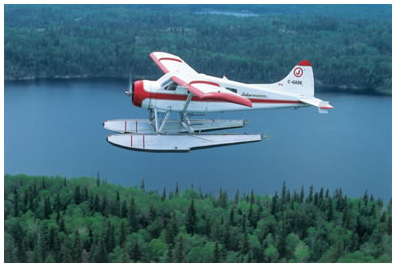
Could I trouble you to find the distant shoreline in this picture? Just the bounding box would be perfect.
[4,75,391,96]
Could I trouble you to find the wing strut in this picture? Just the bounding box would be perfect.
[182,92,194,113]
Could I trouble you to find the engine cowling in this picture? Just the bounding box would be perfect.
[132,80,150,108]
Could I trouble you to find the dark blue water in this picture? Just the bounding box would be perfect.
[4,79,392,199]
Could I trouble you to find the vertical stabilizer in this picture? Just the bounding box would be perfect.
[277,60,314,97]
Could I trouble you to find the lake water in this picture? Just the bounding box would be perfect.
[4,79,392,200]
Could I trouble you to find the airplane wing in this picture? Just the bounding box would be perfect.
[299,97,334,114]
[150,52,252,107]
[150,52,198,75]
[171,75,252,107]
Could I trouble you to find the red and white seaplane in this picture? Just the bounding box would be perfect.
[104,52,333,152]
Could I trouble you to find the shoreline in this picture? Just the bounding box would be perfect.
[4,75,391,96]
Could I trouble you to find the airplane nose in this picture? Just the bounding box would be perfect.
[132,80,150,107]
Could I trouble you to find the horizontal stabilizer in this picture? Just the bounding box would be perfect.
[299,97,334,114]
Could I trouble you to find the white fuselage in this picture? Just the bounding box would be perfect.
[137,73,307,113]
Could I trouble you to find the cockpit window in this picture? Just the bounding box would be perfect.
[161,79,171,87]
[164,82,177,91]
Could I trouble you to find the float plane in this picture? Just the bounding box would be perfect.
[104,52,333,152]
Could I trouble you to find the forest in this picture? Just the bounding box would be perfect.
[4,5,392,94]
[4,174,392,263]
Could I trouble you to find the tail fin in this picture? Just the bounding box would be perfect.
[252,60,334,113]
[277,60,314,97]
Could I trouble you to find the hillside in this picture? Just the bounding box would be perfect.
[4,5,392,94]
[4,174,392,263]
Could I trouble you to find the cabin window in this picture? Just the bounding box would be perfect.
[226,87,237,94]
[168,82,178,91]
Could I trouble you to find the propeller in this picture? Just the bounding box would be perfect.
[264,131,273,141]
[125,73,133,97]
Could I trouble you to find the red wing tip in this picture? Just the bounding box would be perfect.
[320,106,334,109]
[245,100,253,107]
[298,60,311,67]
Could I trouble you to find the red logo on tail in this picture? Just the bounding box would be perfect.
[294,67,303,78]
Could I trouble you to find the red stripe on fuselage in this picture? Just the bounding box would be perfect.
[147,92,300,104]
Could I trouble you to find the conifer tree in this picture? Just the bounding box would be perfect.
[59,216,66,233]
[72,230,82,262]
[213,241,220,262]
[101,195,107,216]
[120,221,126,246]
[60,243,72,263]
[41,177,46,189]
[241,232,249,254]
[16,226,26,262]
[92,238,107,263]
[93,195,99,212]
[74,185,81,205]
[234,189,240,204]
[307,185,314,203]
[166,244,173,262]
[327,198,334,221]
[175,182,179,196]
[52,229,61,262]
[140,179,145,191]
[363,189,369,206]
[271,192,278,215]
[131,243,140,262]
[14,191,19,217]
[23,189,29,212]
[175,236,185,262]
[96,172,100,187]
[121,200,127,218]
[162,187,166,202]
[199,187,203,199]
[223,223,231,250]
[387,216,392,235]
[128,196,138,232]
[44,196,51,219]
[229,207,235,226]
[104,222,115,253]
[82,187,89,202]
[248,203,253,226]
[281,181,286,205]
[114,191,120,216]
[250,189,255,204]
[186,199,196,236]
[54,193,61,213]
[300,186,305,203]
[286,189,291,203]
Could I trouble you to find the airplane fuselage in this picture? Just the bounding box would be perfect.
[133,73,308,113]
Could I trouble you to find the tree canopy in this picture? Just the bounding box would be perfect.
[4,174,391,263]
[4,5,391,94]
